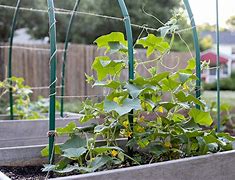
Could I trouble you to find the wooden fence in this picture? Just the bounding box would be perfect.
[0,43,193,100]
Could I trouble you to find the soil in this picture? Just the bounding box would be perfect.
[0,166,85,180]
[0,166,46,180]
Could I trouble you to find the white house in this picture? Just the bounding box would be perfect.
[200,31,235,83]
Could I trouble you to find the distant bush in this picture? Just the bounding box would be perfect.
[203,75,235,91]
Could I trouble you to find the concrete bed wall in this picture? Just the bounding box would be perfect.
[0,113,93,148]
[52,150,235,180]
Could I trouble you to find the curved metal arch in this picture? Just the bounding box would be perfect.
[59,0,134,118]
[216,0,220,132]
[8,0,22,120]
[60,0,81,117]
[47,0,57,162]
[183,0,201,109]
[49,0,134,161]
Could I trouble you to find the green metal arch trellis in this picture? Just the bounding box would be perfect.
[59,0,134,118]
[183,0,201,109]
[50,0,134,161]
[60,0,81,118]
[8,0,21,120]
[47,0,57,161]
[6,0,222,162]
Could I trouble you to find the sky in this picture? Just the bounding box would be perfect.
[188,0,235,27]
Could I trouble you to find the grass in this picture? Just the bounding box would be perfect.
[202,91,235,107]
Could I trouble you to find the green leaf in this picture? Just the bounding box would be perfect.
[54,165,92,173]
[189,108,213,126]
[94,32,127,53]
[93,80,122,89]
[41,145,62,157]
[42,164,56,172]
[159,102,177,111]
[62,147,87,159]
[149,144,167,157]
[56,122,76,135]
[80,114,95,123]
[175,91,205,108]
[92,146,123,154]
[149,72,170,85]
[60,135,86,151]
[186,58,196,70]
[104,98,141,116]
[172,113,186,122]
[196,136,208,155]
[161,78,180,91]
[125,83,155,99]
[92,56,125,81]
[108,42,128,54]
[137,34,169,57]
[94,125,109,133]
[88,156,111,171]
[217,132,235,141]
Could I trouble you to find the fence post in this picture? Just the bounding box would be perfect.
[47,0,57,162]
[8,0,22,120]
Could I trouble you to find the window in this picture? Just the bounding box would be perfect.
[209,67,216,75]
[232,47,235,54]
[222,64,228,74]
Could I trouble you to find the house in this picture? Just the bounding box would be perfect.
[200,31,235,83]
[201,50,232,83]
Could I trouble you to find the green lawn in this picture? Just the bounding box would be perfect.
[202,91,235,106]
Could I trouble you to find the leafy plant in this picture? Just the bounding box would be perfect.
[0,77,59,119]
[42,32,235,174]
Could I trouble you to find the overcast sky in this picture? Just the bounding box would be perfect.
[188,0,235,27]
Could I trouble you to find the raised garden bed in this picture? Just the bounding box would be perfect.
[0,113,84,148]
[1,148,235,180]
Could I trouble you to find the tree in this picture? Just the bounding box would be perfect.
[0,0,181,44]
[226,16,235,31]
[0,0,46,42]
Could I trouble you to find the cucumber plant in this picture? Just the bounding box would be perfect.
[42,31,235,174]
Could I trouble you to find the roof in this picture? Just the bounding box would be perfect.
[200,31,235,45]
[201,50,228,65]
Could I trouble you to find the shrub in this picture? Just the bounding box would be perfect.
[203,77,235,91]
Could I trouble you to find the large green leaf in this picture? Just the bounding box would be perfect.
[94,125,109,133]
[161,78,180,91]
[92,56,125,81]
[175,91,205,108]
[41,145,62,157]
[159,102,177,111]
[94,32,127,53]
[56,122,76,135]
[137,34,169,57]
[125,83,155,98]
[60,135,87,151]
[93,80,122,89]
[104,98,141,116]
[62,147,87,159]
[88,156,111,171]
[189,108,213,126]
[54,165,93,173]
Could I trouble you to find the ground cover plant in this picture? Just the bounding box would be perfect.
[42,25,235,175]
[0,77,59,119]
